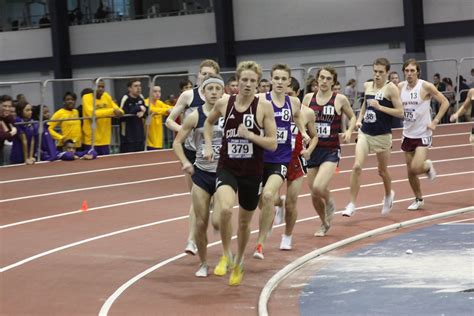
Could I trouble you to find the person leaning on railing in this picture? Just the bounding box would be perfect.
[32,104,57,161]
[0,95,17,165]
[145,85,173,150]
[48,92,82,150]
[11,100,37,165]
[82,79,124,155]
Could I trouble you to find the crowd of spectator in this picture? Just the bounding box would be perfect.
[1,68,472,166]
[0,77,194,166]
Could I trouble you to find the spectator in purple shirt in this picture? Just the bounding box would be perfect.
[10,100,37,165]
[32,105,57,161]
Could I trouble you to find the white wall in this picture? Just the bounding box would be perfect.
[69,13,216,55]
[425,36,474,81]
[423,0,474,24]
[0,28,52,60]
[233,0,404,41]
[0,13,216,61]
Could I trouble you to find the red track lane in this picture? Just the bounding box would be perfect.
[0,124,473,315]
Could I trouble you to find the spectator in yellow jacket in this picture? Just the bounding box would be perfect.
[48,92,82,149]
[82,79,123,155]
[146,85,173,149]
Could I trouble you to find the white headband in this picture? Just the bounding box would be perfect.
[201,78,225,88]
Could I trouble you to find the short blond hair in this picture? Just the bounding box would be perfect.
[199,59,220,74]
[236,61,262,81]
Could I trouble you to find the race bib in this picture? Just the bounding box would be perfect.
[243,114,254,129]
[228,139,253,158]
[421,136,432,146]
[281,109,291,122]
[218,117,225,129]
[317,122,331,138]
[322,105,335,116]
[276,127,289,144]
[290,123,298,149]
[364,109,377,123]
[375,91,384,101]
[202,144,221,160]
[404,108,416,122]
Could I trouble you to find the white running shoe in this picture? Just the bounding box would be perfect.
[274,195,286,225]
[381,190,395,215]
[342,203,356,217]
[184,240,197,255]
[408,198,424,210]
[425,160,437,181]
[280,234,292,250]
[195,263,208,277]
[314,223,330,237]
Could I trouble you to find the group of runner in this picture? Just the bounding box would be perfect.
[169,57,471,286]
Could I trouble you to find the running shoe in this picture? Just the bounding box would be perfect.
[274,195,286,225]
[195,263,208,278]
[341,203,356,217]
[214,255,231,276]
[184,240,197,255]
[280,234,292,250]
[314,223,330,237]
[381,190,395,215]
[408,198,424,210]
[253,243,264,260]
[229,263,244,286]
[425,160,437,181]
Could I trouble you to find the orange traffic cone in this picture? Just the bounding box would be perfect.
[81,200,88,212]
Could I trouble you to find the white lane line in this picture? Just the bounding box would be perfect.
[2,127,470,182]
[2,144,472,203]
[439,217,474,225]
[0,174,184,203]
[1,176,472,273]
[0,214,189,273]
[0,160,179,184]
[0,192,189,229]
[2,157,472,229]
[97,188,474,316]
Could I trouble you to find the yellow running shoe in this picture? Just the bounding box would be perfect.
[214,255,230,276]
[229,264,244,286]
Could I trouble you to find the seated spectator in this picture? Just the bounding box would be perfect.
[57,139,97,161]
[146,85,173,150]
[32,104,57,161]
[165,94,177,107]
[82,80,123,155]
[225,76,239,94]
[11,101,37,165]
[119,79,147,153]
[0,95,17,165]
[48,92,82,150]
